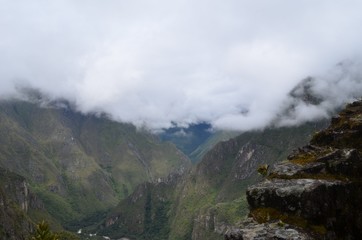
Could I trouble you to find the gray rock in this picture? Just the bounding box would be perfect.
[324,149,362,177]
[225,218,314,240]
[270,162,326,177]
[247,178,347,219]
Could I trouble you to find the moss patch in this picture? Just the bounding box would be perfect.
[289,148,333,166]
[268,172,349,181]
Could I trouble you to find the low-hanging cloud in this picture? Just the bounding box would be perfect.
[277,61,362,127]
[1,0,362,131]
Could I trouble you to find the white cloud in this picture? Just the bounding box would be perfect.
[1,0,362,130]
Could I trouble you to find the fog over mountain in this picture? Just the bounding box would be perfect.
[1,0,362,130]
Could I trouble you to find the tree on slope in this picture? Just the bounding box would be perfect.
[30,220,58,240]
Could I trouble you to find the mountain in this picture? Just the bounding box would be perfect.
[226,100,362,239]
[170,121,328,240]
[0,99,190,231]
[188,130,241,162]
[2,89,355,239]
[159,122,240,163]
[99,119,327,239]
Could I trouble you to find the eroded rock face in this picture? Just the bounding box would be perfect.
[0,167,42,239]
[247,178,362,237]
[248,179,345,212]
[311,100,362,151]
[270,161,325,177]
[225,218,314,240]
[226,100,362,240]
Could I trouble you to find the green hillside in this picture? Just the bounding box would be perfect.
[159,123,240,163]
[189,131,240,163]
[0,99,190,230]
[99,121,327,239]
[169,121,328,240]
[0,98,333,239]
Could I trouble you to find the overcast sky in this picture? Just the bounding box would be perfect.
[1,0,362,130]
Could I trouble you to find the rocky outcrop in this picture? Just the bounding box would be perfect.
[225,218,314,240]
[227,100,362,240]
[0,167,45,239]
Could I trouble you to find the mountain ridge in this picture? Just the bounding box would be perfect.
[99,119,327,239]
[0,99,190,234]
[1,92,353,239]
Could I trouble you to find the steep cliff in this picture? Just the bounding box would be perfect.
[226,100,362,240]
[170,121,327,240]
[0,99,190,230]
[99,121,326,239]
[0,167,47,239]
[98,171,186,240]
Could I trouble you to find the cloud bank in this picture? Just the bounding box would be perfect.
[1,0,362,130]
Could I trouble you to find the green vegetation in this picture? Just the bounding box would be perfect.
[268,171,350,181]
[56,231,80,240]
[31,221,59,240]
[97,120,327,239]
[0,99,331,239]
[98,181,175,240]
[159,123,241,163]
[257,164,269,176]
[0,99,189,233]
[189,131,240,162]
[159,123,213,160]
[143,193,171,240]
[168,121,328,239]
[30,220,81,240]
